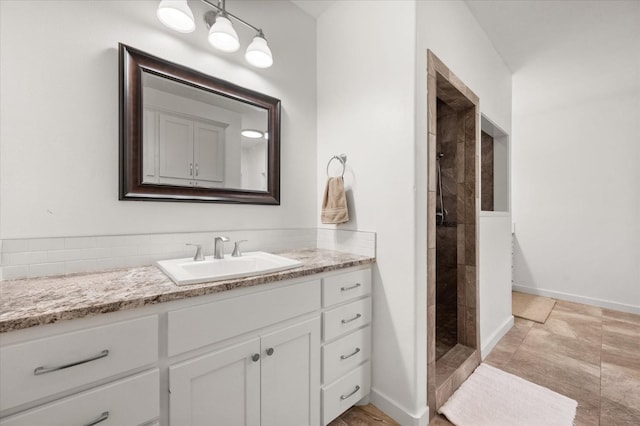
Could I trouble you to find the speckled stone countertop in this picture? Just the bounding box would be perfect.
[0,249,375,333]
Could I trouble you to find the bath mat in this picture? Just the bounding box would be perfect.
[439,364,577,426]
[512,291,556,323]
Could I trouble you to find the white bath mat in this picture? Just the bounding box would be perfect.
[438,364,577,426]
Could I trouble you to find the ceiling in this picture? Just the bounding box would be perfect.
[290,0,336,18]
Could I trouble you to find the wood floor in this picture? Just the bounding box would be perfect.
[329,404,398,425]
[335,299,640,426]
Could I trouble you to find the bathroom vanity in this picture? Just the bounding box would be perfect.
[0,249,374,426]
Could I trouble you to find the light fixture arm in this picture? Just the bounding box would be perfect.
[200,0,264,35]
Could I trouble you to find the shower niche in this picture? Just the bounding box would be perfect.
[426,51,480,420]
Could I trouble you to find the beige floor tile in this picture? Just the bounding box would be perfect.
[537,308,602,343]
[429,414,454,425]
[554,300,603,318]
[519,326,601,366]
[602,308,640,326]
[601,361,640,411]
[600,396,640,426]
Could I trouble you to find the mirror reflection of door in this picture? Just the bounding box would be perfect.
[141,72,268,191]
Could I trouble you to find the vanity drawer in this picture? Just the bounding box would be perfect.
[322,326,371,385]
[168,280,320,356]
[322,361,371,425]
[0,316,158,411]
[323,297,371,342]
[0,369,159,426]
[322,268,371,308]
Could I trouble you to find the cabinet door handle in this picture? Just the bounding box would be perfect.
[33,349,109,376]
[266,348,275,356]
[83,411,109,426]
[340,283,361,292]
[251,353,260,362]
[340,347,361,360]
[189,163,193,176]
[340,385,360,401]
[341,313,362,324]
[195,163,199,176]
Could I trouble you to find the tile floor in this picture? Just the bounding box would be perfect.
[335,300,640,426]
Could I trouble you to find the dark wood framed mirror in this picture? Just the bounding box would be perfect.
[119,44,281,204]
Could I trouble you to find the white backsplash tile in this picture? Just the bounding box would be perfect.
[1,228,375,280]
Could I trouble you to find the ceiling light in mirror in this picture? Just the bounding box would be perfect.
[241,129,265,139]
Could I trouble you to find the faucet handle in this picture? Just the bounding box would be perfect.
[232,240,248,257]
[186,243,204,261]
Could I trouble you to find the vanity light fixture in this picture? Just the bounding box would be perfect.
[241,129,265,139]
[156,0,196,33]
[156,0,273,68]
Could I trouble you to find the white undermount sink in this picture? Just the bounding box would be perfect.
[156,251,303,286]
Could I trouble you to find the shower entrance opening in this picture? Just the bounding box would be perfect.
[426,51,480,421]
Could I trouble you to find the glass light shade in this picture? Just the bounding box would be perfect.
[245,35,273,68]
[241,129,265,139]
[208,16,240,53]
[156,0,195,33]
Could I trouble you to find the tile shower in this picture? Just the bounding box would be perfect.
[426,50,481,420]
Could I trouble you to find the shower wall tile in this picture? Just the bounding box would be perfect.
[456,143,465,183]
[464,183,474,224]
[429,134,437,192]
[456,184,465,223]
[428,192,437,249]
[457,268,466,307]
[457,224,466,265]
[465,224,476,267]
[466,266,477,308]
[481,131,495,211]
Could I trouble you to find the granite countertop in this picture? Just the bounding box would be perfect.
[0,249,375,334]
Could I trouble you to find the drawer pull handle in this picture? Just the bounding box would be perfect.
[251,353,260,362]
[340,347,361,360]
[84,411,109,426]
[33,349,109,376]
[340,385,361,401]
[340,283,361,292]
[341,313,362,324]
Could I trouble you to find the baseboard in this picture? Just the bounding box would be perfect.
[481,315,514,359]
[369,388,429,426]
[512,284,640,315]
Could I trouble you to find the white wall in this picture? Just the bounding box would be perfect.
[317,0,512,423]
[0,0,316,239]
[317,1,420,422]
[512,90,640,313]
[415,0,513,391]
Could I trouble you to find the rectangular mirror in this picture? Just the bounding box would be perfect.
[119,44,281,204]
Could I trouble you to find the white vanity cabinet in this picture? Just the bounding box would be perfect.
[167,278,321,426]
[320,268,373,425]
[0,263,374,426]
[0,316,160,425]
[169,318,320,426]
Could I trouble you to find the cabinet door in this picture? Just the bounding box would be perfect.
[159,113,194,181]
[194,121,225,185]
[261,317,320,426]
[169,338,260,426]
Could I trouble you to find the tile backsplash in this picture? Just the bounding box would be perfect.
[0,228,376,281]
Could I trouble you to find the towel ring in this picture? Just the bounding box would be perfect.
[326,154,347,177]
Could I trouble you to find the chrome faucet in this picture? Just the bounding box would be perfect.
[232,240,248,257]
[213,236,229,259]
[186,243,204,261]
